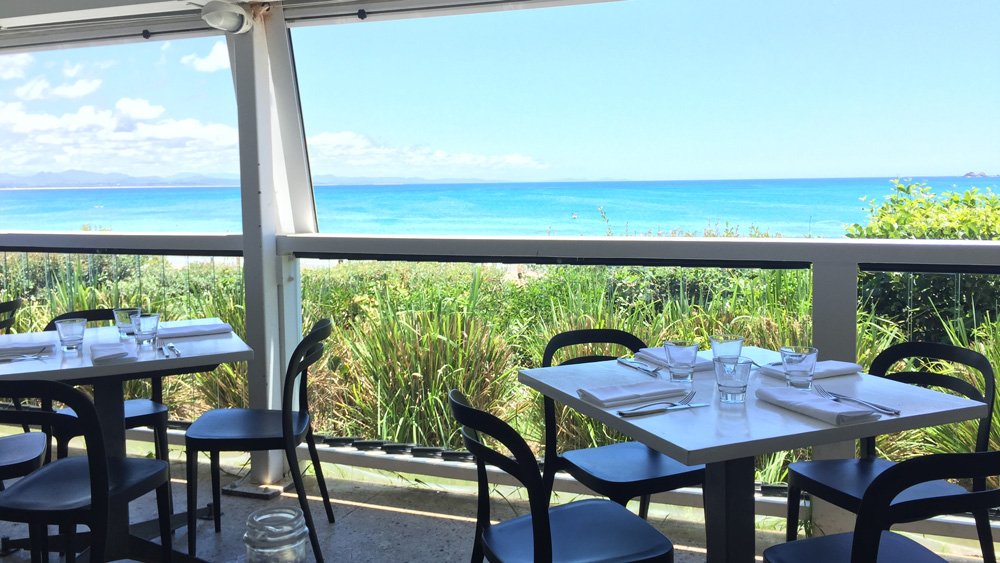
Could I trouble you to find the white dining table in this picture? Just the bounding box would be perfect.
[519,346,988,563]
[0,317,253,562]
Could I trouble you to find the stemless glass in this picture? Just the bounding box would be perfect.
[714,355,753,403]
[131,312,160,348]
[780,346,819,390]
[55,318,86,352]
[113,307,140,339]
[710,334,744,359]
[663,340,699,383]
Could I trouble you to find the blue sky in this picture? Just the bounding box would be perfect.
[0,0,997,182]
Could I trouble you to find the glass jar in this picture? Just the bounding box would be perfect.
[244,507,310,562]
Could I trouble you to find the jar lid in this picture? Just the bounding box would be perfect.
[244,507,309,549]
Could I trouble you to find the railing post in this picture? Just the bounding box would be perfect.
[808,258,860,535]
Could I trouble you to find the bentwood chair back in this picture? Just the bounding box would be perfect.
[540,329,705,519]
[185,319,335,561]
[0,298,20,334]
[449,389,674,562]
[767,451,1000,563]
[785,341,996,562]
[44,308,171,462]
[0,379,172,562]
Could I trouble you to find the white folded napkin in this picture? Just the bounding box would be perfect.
[90,343,137,365]
[578,380,689,408]
[758,360,862,380]
[0,342,55,356]
[156,322,233,339]
[756,387,879,425]
[634,347,714,372]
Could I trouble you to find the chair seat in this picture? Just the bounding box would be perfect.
[0,433,47,480]
[185,408,309,450]
[483,498,673,562]
[763,530,947,563]
[561,441,704,498]
[57,398,168,429]
[0,456,168,516]
[789,458,969,512]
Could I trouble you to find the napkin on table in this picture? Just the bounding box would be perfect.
[756,387,879,425]
[578,380,689,408]
[634,347,714,372]
[156,322,233,339]
[758,360,862,380]
[90,343,137,365]
[0,342,55,356]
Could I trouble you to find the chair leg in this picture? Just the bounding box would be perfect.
[974,508,996,563]
[786,485,802,541]
[186,445,198,557]
[306,429,335,523]
[638,494,651,520]
[210,451,222,533]
[286,445,324,563]
[28,523,44,563]
[153,420,174,516]
[156,480,173,561]
[64,527,75,563]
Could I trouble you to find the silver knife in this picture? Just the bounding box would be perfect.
[618,402,709,417]
[826,391,900,415]
[617,357,659,377]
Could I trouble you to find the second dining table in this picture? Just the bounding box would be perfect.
[0,317,253,562]
[519,346,988,563]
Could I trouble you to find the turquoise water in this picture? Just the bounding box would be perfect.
[0,177,994,237]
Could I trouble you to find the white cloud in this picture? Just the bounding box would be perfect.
[0,53,33,80]
[14,77,50,100]
[307,131,546,177]
[51,78,101,98]
[116,97,165,120]
[63,63,83,78]
[0,100,239,177]
[180,41,230,73]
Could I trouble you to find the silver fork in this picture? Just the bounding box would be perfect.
[814,384,900,416]
[617,390,697,413]
[0,347,47,361]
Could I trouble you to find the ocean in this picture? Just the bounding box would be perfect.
[0,177,994,238]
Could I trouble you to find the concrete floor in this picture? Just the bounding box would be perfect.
[0,449,990,562]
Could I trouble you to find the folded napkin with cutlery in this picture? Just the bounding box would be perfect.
[156,322,233,339]
[0,342,55,356]
[90,343,137,365]
[756,387,879,425]
[758,360,862,380]
[578,380,689,408]
[634,348,714,372]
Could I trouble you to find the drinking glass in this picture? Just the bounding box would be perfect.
[131,312,160,348]
[112,307,140,339]
[714,355,753,403]
[663,340,699,382]
[710,334,744,359]
[55,318,86,352]
[780,346,819,389]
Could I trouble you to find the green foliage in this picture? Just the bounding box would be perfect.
[848,180,1000,341]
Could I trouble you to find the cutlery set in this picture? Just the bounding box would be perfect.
[0,347,48,362]
[160,342,182,358]
[617,391,709,417]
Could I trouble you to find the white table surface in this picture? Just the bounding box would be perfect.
[0,317,253,383]
[519,346,987,466]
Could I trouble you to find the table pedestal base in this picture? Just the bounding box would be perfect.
[704,456,756,563]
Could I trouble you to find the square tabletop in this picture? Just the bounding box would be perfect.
[0,317,253,384]
[519,346,988,466]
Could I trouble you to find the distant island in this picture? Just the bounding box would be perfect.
[963,171,993,178]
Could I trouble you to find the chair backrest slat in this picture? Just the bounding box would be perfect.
[0,298,21,334]
[42,308,116,332]
[281,319,332,440]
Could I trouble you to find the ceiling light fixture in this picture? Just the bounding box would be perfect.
[201,0,253,34]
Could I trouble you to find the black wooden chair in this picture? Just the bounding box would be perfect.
[0,298,20,334]
[767,450,1000,563]
[0,433,47,492]
[43,309,172,462]
[449,389,675,562]
[185,319,335,561]
[0,379,172,562]
[541,329,705,519]
[785,341,996,562]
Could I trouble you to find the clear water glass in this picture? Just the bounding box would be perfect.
[714,355,753,403]
[131,312,160,348]
[780,346,819,389]
[664,340,699,382]
[112,307,140,339]
[709,334,744,359]
[55,318,86,352]
[245,507,309,562]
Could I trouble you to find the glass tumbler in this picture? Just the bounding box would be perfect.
[780,346,819,390]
